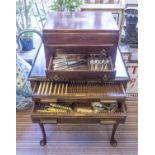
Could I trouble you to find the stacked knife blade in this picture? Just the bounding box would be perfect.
[53,54,87,70]
[89,54,110,71]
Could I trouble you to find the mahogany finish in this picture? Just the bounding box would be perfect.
[29,12,129,147]
[43,11,119,31]
[43,11,119,67]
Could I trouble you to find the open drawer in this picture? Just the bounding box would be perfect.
[45,54,116,81]
[31,101,127,123]
[32,80,126,101]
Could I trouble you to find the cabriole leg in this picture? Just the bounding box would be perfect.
[110,123,119,147]
[39,123,47,146]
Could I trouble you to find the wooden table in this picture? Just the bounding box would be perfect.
[28,11,130,147]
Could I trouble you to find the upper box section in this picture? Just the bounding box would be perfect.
[42,11,119,69]
[43,11,119,32]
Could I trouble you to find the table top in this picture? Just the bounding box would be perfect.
[29,45,129,81]
[43,11,119,32]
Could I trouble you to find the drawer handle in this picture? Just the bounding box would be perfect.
[40,99,57,103]
[103,74,108,80]
[53,75,60,81]
[100,100,117,104]
[100,120,117,125]
[40,119,57,124]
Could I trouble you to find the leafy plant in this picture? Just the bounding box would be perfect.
[65,0,83,12]
[50,0,83,12]
[51,0,65,12]
[16,0,35,38]
[16,0,34,30]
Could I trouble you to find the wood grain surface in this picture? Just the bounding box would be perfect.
[16,100,137,155]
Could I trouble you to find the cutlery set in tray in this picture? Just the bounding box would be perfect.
[35,101,119,114]
[46,50,116,81]
[52,52,110,71]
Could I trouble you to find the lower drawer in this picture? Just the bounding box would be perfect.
[37,118,123,124]
[32,117,126,124]
[31,102,127,124]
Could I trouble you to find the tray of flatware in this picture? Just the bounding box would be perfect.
[46,53,116,80]
[91,101,118,113]
[53,54,88,71]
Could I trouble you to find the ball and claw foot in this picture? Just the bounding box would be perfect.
[40,139,46,146]
[110,139,117,147]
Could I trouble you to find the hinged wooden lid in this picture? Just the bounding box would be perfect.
[43,11,119,32]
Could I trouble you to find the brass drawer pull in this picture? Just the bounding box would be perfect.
[40,99,57,103]
[100,120,117,125]
[100,100,117,104]
[40,119,57,124]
